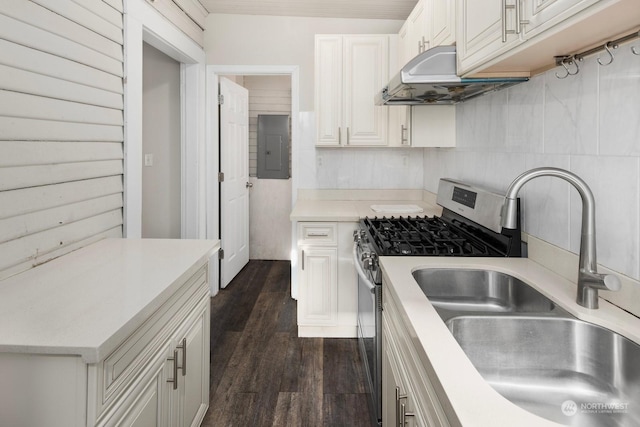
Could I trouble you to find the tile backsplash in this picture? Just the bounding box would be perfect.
[423,41,640,281]
[297,111,424,189]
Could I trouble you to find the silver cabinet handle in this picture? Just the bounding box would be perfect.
[167,349,179,390]
[346,127,350,145]
[401,125,409,145]
[501,0,516,42]
[400,403,415,426]
[177,338,187,376]
[246,182,253,188]
[396,387,402,426]
[301,250,305,270]
[516,0,529,34]
[338,127,342,145]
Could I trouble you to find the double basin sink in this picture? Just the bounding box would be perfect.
[412,269,640,426]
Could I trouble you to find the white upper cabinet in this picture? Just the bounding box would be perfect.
[315,36,343,147]
[430,0,456,47]
[456,0,640,76]
[456,0,525,75]
[315,35,390,147]
[399,0,456,66]
[408,0,429,58]
[520,0,599,37]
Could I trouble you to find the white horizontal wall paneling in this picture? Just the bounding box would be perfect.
[0,14,122,77]
[102,0,124,13]
[0,64,122,110]
[30,0,123,44]
[0,39,123,95]
[0,177,123,220]
[0,2,124,278]
[144,0,205,46]
[0,1,122,61]
[172,0,208,29]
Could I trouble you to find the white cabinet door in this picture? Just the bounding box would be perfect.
[315,36,343,147]
[382,338,401,427]
[430,0,456,46]
[298,247,338,325]
[456,0,524,75]
[382,320,420,427]
[411,106,456,148]
[408,0,429,57]
[108,344,172,427]
[315,35,390,147]
[521,0,600,37]
[398,21,412,67]
[343,36,390,146]
[178,303,209,427]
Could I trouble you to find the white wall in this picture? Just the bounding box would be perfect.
[423,41,640,283]
[205,14,401,111]
[205,14,423,191]
[142,43,182,238]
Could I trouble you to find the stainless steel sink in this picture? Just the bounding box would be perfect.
[447,316,640,426]
[411,268,640,426]
[412,268,556,317]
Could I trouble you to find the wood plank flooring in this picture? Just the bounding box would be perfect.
[202,260,374,427]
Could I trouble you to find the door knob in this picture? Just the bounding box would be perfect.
[246,182,253,188]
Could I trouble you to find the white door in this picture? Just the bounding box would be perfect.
[220,77,250,287]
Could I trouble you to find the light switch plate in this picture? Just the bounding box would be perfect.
[144,154,153,167]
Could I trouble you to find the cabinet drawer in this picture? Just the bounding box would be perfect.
[298,222,337,246]
[90,265,208,423]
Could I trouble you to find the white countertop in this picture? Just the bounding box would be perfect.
[0,238,219,363]
[380,256,640,427]
[289,199,443,222]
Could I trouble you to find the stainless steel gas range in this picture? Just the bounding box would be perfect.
[354,178,522,426]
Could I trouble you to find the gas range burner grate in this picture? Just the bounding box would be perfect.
[363,216,493,257]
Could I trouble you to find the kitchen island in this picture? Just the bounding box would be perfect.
[0,238,219,427]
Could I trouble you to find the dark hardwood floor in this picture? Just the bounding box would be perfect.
[202,260,374,427]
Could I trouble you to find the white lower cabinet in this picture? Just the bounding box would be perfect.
[0,264,211,427]
[383,277,453,427]
[95,271,211,427]
[297,222,358,337]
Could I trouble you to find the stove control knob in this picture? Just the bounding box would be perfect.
[352,229,367,243]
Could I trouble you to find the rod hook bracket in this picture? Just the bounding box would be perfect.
[597,42,618,66]
[554,56,578,79]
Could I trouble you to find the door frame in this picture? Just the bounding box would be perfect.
[206,65,300,297]
[123,0,206,239]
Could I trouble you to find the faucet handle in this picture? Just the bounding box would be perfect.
[602,273,622,292]
[578,271,622,309]
[581,271,622,292]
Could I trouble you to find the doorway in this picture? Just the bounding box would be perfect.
[218,75,292,286]
[206,66,300,296]
[141,43,181,238]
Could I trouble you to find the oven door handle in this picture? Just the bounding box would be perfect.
[353,243,376,293]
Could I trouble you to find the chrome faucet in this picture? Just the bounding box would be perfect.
[500,167,621,309]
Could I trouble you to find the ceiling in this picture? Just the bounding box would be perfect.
[198,0,419,20]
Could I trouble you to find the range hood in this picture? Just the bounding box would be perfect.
[375,46,528,105]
